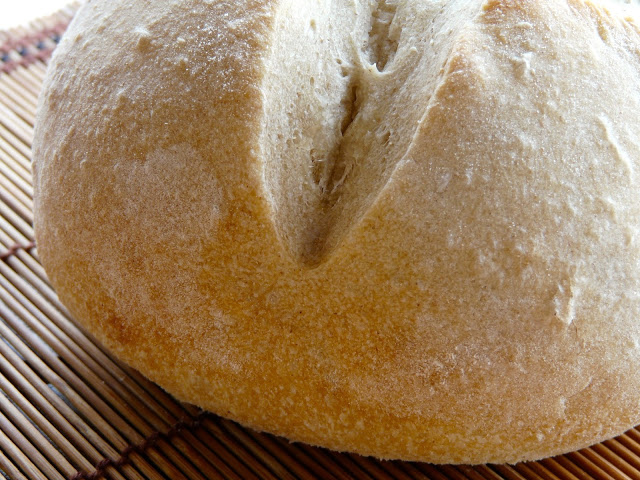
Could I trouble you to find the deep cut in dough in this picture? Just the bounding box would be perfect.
[33,0,640,464]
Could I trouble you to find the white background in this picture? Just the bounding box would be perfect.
[1,0,75,30]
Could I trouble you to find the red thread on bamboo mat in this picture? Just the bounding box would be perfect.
[0,241,35,260]
[0,24,67,52]
[0,49,53,74]
[0,21,69,74]
[69,412,209,480]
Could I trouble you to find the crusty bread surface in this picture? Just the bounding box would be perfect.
[33,0,640,464]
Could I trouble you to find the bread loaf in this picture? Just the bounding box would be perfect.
[33,0,640,464]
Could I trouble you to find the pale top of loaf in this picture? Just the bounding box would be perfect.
[33,0,640,463]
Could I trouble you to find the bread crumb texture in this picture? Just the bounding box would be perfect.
[33,0,640,464]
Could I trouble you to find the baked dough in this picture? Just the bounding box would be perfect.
[33,0,640,464]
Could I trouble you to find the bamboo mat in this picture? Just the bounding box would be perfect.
[2,5,640,480]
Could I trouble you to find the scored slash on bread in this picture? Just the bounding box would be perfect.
[260,0,479,266]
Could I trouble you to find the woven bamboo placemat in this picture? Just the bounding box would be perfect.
[2,4,640,480]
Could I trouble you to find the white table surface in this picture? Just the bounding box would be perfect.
[1,0,75,30]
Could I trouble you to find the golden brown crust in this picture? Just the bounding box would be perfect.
[33,0,640,463]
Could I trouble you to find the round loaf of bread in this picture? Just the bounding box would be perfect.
[33,0,640,464]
